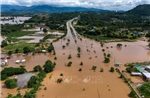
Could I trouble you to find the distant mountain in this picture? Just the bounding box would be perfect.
[1,5,110,13]
[1,5,26,12]
[127,4,150,16]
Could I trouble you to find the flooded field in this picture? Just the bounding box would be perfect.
[18,27,64,43]
[0,17,31,25]
[1,19,150,98]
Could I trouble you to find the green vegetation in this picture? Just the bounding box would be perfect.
[3,31,35,38]
[104,57,110,63]
[33,65,42,72]
[24,90,36,98]
[4,79,17,89]
[68,54,72,59]
[128,90,137,98]
[75,11,150,42]
[23,46,31,54]
[1,24,24,36]
[78,68,82,71]
[117,43,122,47]
[77,47,81,52]
[66,62,72,67]
[43,60,55,73]
[57,78,63,83]
[80,62,83,66]
[138,82,150,98]
[1,67,27,80]
[110,67,115,72]
[125,63,139,73]
[4,43,35,53]
[100,68,104,72]
[60,73,63,76]
[43,28,48,33]
[27,76,39,88]
[7,50,13,56]
[47,43,54,52]
[1,40,7,48]
[92,66,97,71]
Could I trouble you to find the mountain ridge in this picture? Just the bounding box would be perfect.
[1,4,111,13]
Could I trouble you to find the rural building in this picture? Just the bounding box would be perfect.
[142,72,150,81]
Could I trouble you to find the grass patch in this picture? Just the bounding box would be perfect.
[77,31,137,42]
[4,43,36,53]
[4,31,36,38]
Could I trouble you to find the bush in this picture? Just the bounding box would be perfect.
[43,60,55,73]
[80,62,83,65]
[4,79,17,89]
[23,46,31,54]
[117,43,122,47]
[107,54,111,57]
[1,40,7,48]
[1,67,27,80]
[104,57,110,63]
[15,48,19,53]
[67,62,72,67]
[60,73,63,76]
[8,51,13,56]
[138,82,150,98]
[110,67,114,72]
[47,43,54,52]
[27,76,39,88]
[92,66,97,70]
[33,65,42,72]
[24,90,36,98]
[128,90,136,98]
[78,68,82,71]
[57,78,63,83]
[100,68,104,72]
[68,54,72,59]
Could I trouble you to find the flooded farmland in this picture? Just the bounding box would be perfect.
[0,17,31,25]
[1,19,150,98]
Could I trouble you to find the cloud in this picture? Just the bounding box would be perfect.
[1,0,150,10]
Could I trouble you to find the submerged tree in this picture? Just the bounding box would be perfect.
[43,60,55,73]
[43,28,48,33]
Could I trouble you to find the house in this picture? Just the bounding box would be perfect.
[145,66,150,72]
[131,72,142,76]
[142,72,150,81]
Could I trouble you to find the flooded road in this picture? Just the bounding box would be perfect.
[1,18,150,98]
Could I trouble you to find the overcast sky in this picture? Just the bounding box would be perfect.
[1,0,150,11]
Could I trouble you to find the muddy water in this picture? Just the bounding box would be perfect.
[1,19,149,98]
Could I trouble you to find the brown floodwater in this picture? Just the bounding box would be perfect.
[1,19,149,98]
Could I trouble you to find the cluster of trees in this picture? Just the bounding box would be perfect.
[1,67,27,80]
[43,60,55,73]
[4,79,17,89]
[104,53,111,63]
[1,40,7,48]
[23,60,54,98]
[125,64,139,73]
[109,67,115,72]
[75,12,150,40]
[47,43,54,53]
[1,24,24,36]
[138,82,150,98]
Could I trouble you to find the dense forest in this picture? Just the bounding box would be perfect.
[74,11,150,41]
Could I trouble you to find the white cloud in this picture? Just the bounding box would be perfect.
[1,0,150,10]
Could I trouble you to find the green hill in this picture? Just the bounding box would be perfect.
[127,4,150,16]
